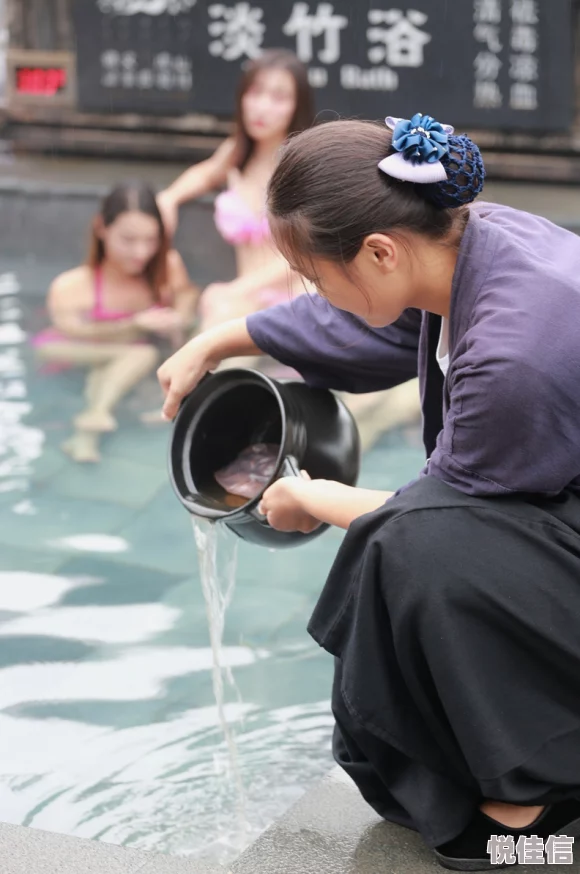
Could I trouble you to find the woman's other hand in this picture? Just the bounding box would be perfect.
[263,476,395,531]
[258,471,322,534]
[134,307,184,335]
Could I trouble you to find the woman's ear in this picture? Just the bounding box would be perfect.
[362,233,399,274]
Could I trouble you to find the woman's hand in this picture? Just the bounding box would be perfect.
[157,334,218,419]
[157,191,179,238]
[258,471,322,534]
[134,307,184,336]
[157,318,262,420]
[262,478,395,531]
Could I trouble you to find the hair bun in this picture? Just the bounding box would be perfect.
[420,135,485,210]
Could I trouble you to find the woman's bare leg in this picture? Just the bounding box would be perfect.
[61,431,102,463]
[74,345,159,432]
[197,288,264,372]
[61,366,107,462]
[198,286,250,333]
[37,341,159,446]
[480,801,544,827]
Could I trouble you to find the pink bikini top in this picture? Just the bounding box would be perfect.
[32,267,139,351]
[214,188,270,246]
[92,267,148,321]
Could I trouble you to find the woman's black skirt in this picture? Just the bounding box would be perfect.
[308,476,580,847]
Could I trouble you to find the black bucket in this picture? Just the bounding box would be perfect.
[168,369,360,548]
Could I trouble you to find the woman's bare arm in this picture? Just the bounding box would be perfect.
[47,271,140,343]
[159,138,236,207]
[298,480,394,529]
[164,250,200,327]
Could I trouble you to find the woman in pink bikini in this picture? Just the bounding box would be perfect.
[157,49,314,336]
[35,182,198,462]
[158,49,422,444]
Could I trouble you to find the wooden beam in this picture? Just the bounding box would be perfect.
[7,121,225,160]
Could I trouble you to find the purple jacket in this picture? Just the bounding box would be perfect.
[247,202,580,498]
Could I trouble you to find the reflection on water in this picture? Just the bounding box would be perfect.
[0,273,426,865]
[0,272,45,502]
[2,603,180,644]
[50,534,130,553]
[0,564,330,864]
[0,698,334,863]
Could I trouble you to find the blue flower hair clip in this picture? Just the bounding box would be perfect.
[378,112,455,184]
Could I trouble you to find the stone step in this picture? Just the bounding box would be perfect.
[230,768,580,874]
[0,821,223,874]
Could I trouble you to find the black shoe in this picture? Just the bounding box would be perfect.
[434,798,580,871]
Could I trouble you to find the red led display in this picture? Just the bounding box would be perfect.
[16,67,68,96]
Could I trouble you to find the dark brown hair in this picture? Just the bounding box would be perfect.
[233,48,315,171]
[88,182,169,301]
[268,119,468,277]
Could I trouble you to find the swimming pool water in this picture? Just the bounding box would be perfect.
[0,266,425,865]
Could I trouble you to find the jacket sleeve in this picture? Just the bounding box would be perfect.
[425,346,580,497]
[246,293,420,393]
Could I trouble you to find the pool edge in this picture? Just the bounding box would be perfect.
[0,820,224,873]
[230,766,580,874]
[3,768,579,873]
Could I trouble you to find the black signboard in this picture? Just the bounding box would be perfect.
[73,0,574,130]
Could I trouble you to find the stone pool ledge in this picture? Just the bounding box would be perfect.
[229,767,580,874]
[2,772,579,873]
[0,821,223,874]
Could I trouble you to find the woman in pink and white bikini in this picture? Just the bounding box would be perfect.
[35,182,198,462]
[158,49,422,443]
[157,49,314,338]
